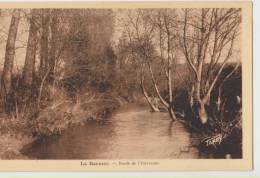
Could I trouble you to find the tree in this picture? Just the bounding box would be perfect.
[123,9,179,120]
[1,9,21,98]
[47,9,59,83]
[123,10,160,112]
[152,10,180,120]
[39,9,50,79]
[181,8,241,124]
[22,9,39,89]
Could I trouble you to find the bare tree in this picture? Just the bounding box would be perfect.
[123,9,180,120]
[181,8,241,124]
[152,10,180,120]
[39,9,50,79]
[22,9,39,88]
[48,9,59,83]
[123,10,161,112]
[0,9,21,97]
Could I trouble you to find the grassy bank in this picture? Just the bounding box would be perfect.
[0,87,125,159]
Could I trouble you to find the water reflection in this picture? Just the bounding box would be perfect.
[23,107,200,159]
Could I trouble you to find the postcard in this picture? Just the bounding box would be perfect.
[0,1,252,171]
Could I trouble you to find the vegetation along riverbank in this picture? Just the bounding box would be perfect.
[0,8,242,159]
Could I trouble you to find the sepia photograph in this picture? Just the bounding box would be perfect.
[0,2,252,171]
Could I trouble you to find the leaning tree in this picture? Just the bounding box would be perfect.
[122,9,180,121]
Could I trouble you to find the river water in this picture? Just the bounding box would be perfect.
[23,106,202,159]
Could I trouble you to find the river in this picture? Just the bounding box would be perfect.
[22,105,202,159]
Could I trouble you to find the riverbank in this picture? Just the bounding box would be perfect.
[0,99,241,159]
[0,115,33,159]
[0,93,124,159]
[0,134,31,159]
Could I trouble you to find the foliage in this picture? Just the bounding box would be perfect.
[0,8,242,159]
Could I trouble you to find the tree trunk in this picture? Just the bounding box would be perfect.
[39,9,50,79]
[198,101,208,124]
[140,73,159,112]
[192,82,208,125]
[169,107,176,121]
[22,9,38,88]
[147,62,169,108]
[165,16,176,121]
[48,11,58,83]
[140,84,160,112]
[0,9,20,97]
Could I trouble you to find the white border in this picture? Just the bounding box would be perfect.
[0,0,257,177]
